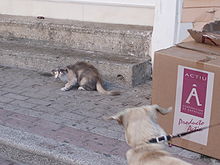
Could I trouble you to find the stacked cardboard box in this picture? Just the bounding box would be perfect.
[152,40,220,159]
[152,0,220,159]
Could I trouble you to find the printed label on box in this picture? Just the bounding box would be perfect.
[181,68,208,118]
[173,66,214,145]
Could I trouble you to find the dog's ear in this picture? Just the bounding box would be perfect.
[143,105,172,121]
[155,105,172,115]
[144,105,172,114]
[104,115,123,125]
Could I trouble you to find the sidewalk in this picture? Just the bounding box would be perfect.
[0,155,23,165]
[0,66,219,165]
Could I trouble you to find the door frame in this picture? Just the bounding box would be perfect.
[151,0,191,63]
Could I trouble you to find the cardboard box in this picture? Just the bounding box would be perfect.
[152,41,220,159]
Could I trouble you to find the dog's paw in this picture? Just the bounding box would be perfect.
[78,86,86,91]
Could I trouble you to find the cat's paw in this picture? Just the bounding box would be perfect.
[61,87,67,91]
[78,86,86,91]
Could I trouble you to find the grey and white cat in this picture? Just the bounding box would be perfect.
[51,61,120,96]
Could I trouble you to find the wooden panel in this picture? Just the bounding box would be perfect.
[181,7,220,23]
[184,0,220,8]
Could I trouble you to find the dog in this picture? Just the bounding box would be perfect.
[107,104,191,165]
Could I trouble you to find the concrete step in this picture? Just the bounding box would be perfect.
[0,38,151,87]
[0,125,126,165]
[0,14,152,58]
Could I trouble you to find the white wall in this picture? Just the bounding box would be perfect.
[151,0,187,63]
[47,0,155,7]
[0,0,155,26]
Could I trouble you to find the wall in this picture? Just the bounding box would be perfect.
[151,0,184,61]
[181,0,220,30]
[0,0,155,26]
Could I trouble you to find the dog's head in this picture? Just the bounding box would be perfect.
[107,105,172,147]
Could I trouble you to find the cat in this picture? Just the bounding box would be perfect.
[51,61,120,96]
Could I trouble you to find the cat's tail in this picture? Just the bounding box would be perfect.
[96,80,120,96]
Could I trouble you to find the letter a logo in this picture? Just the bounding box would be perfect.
[179,67,211,118]
[186,84,202,106]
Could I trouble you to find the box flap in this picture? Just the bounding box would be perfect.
[203,21,220,34]
[188,21,220,46]
[188,29,220,46]
[177,41,220,56]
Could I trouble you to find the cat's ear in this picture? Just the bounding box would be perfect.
[51,69,56,75]
[60,68,68,73]
[63,67,68,73]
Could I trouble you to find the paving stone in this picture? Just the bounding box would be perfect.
[0,66,218,165]
[74,123,97,131]
[9,113,39,123]
[0,90,8,96]
[74,109,104,119]
[90,127,124,140]
[0,109,14,122]
[0,96,14,103]
[0,106,45,122]
[26,98,52,106]
[0,155,23,165]
[57,111,88,121]
[3,93,29,101]
[79,117,112,129]
[10,100,37,109]
[32,105,58,114]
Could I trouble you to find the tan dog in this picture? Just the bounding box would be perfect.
[107,105,191,165]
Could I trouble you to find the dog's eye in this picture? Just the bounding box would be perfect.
[117,116,124,125]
